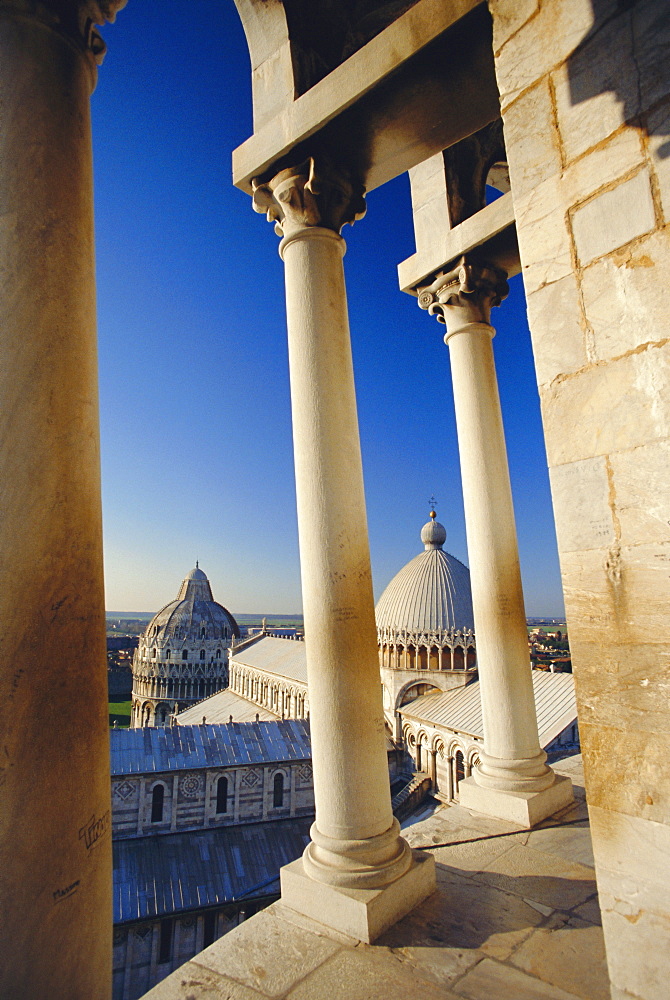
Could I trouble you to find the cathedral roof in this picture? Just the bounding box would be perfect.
[375,514,474,634]
[145,564,240,640]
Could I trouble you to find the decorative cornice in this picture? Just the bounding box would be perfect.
[251,157,366,238]
[416,256,509,332]
[377,625,476,649]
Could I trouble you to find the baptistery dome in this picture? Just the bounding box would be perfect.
[376,513,477,731]
[376,513,474,634]
[147,564,239,642]
[131,564,239,728]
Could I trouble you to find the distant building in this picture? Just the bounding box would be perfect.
[111,720,314,999]
[376,511,477,738]
[131,565,239,727]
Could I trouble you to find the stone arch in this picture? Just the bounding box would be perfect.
[232,0,293,129]
[395,679,441,712]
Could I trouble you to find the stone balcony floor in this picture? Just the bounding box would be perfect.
[145,755,609,1000]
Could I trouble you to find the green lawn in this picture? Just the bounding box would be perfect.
[109,700,132,728]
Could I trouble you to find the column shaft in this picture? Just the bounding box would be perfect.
[0,9,112,998]
[281,227,410,885]
[446,324,544,764]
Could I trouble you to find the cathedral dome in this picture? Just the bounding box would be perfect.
[375,514,474,634]
[147,564,240,641]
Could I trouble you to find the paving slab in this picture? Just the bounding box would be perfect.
[454,957,585,1000]
[572,895,602,924]
[527,818,595,868]
[194,908,341,998]
[378,863,544,960]
[473,843,597,911]
[141,962,268,1000]
[390,943,479,987]
[286,946,458,1000]
[511,915,609,1000]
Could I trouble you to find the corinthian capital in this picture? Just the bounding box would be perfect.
[1,0,127,63]
[251,158,366,238]
[417,257,509,333]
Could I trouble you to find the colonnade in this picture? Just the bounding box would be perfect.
[229,662,309,719]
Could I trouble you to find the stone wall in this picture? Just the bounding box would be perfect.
[492,2,670,997]
[112,761,315,838]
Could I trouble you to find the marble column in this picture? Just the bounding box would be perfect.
[417,257,572,827]
[0,2,125,997]
[252,157,434,940]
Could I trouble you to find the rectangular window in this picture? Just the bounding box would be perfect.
[203,911,217,948]
[158,918,173,965]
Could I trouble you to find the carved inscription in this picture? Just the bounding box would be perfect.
[79,810,110,851]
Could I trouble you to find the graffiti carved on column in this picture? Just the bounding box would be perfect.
[251,157,366,237]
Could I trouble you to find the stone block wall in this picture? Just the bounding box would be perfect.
[491,2,670,997]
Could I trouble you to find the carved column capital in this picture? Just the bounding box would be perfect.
[417,256,509,337]
[0,0,127,64]
[251,157,366,238]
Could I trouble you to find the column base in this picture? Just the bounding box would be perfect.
[279,850,436,943]
[458,773,574,828]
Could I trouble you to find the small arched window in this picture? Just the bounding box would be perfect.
[199,649,205,661]
[182,649,188,661]
[216,776,228,814]
[273,773,284,809]
[201,628,206,639]
[165,649,171,660]
[215,649,221,659]
[455,750,465,790]
[151,784,165,823]
[151,647,156,659]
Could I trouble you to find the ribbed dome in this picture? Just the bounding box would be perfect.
[147,565,240,641]
[375,519,474,633]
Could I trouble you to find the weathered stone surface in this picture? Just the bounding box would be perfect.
[141,962,268,999]
[572,895,602,925]
[551,19,636,163]
[527,820,594,869]
[610,440,670,547]
[429,833,525,876]
[540,345,670,465]
[580,723,670,825]
[378,863,543,960]
[502,79,560,201]
[572,171,656,267]
[474,843,597,911]
[391,943,479,987]
[525,273,587,386]
[591,806,670,1000]
[561,128,645,206]
[511,916,609,1000]
[489,0,539,54]
[648,98,670,225]
[580,229,670,362]
[514,175,573,295]
[633,0,670,111]
[195,909,340,997]
[454,957,584,1000]
[493,0,597,110]
[570,640,670,738]
[560,541,670,647]
[549,457,614,554]
[285,947,456,1000]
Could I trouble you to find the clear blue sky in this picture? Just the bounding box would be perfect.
[92,1,564,618]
